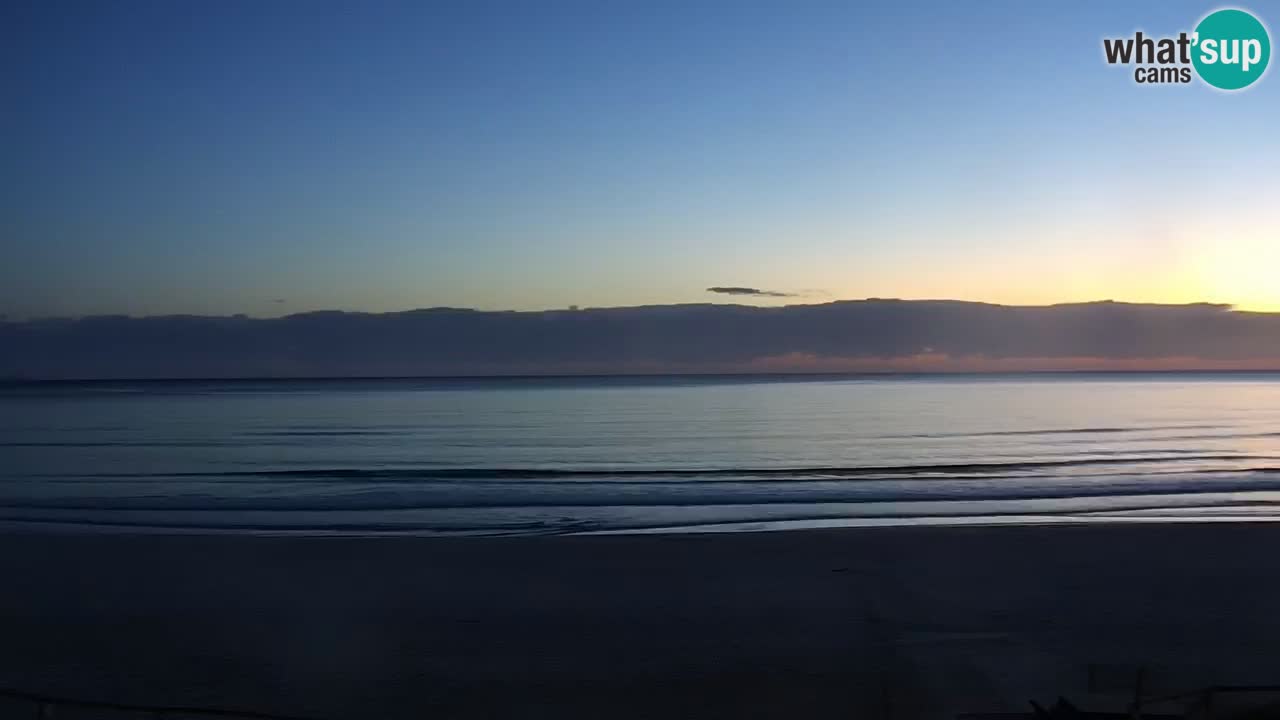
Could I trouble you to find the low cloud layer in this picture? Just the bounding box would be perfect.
[707,286,795,298]
[2,300,1279,379]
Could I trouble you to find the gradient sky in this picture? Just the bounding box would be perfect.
[4,0,1278,319]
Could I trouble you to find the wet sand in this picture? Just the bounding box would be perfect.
[1,523,1279,718]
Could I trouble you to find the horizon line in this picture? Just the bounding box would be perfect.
[8,369,1280,385]
[0,298,1244,323]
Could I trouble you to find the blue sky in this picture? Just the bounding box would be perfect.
[3,0,1278,318]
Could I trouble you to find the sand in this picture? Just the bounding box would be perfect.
[2,523,1279,719]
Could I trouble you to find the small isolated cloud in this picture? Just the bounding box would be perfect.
[273,298,287,304]
[707,286,795,298]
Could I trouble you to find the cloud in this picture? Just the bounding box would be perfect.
[706,286,795,298]
[1,300,1274,379]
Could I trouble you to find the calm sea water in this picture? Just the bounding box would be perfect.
[3,374,1280,536]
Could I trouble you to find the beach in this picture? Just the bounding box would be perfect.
[2,523,1279,718]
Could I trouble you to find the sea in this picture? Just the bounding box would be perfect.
[3,373,1280,536]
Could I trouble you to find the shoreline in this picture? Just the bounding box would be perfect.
[3,512,1280,539]
[3,522,1280,718]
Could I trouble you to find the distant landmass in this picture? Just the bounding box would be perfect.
[3,300,1280,379]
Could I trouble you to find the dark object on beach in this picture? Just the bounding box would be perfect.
[1029,696,1156,718]
[0,685,322,720]
[958,685,1280,719]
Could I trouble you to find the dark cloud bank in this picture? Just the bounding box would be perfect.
[4,300,1280,379]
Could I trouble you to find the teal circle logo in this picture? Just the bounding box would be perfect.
[1192,8,1271,90]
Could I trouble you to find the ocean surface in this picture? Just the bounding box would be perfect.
[3,374,1280,536]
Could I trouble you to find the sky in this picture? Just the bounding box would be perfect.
[3,0,1278,319]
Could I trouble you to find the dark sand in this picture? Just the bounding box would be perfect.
[2,523,1279,718]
